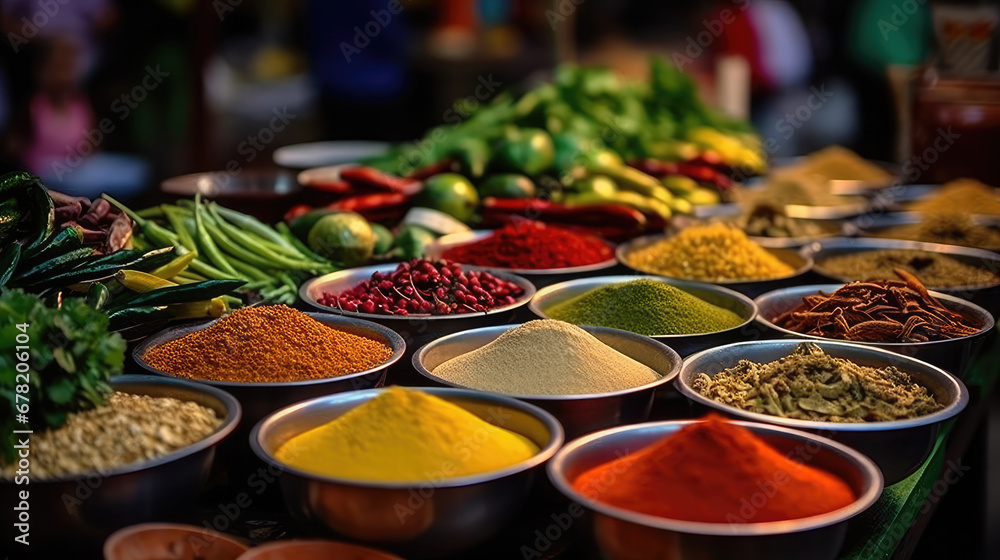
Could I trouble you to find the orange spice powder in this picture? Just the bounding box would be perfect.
[143,305,393,383]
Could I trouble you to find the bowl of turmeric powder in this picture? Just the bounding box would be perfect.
[548,416,883,560]
[251,386,564,558]
[133,306,406,430]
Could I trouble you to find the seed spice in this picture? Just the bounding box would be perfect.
[876,213,1000,250]
[816,249,999,288]
[625,223,795,281]
[693,343,944,422]
[2,392,221,479]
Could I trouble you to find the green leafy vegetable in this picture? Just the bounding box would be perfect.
[0,289,126,463]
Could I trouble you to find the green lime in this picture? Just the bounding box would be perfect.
[415,173,480,223]
[478,174,537,199]
[307,212,375,267]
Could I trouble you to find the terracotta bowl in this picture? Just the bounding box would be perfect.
[104,523,248,560]
[237,540,404,560]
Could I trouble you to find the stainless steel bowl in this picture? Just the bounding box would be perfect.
[1,375,240,551]
[133,312,405,431]
[300,264,536,380]
[547,420,883,560]
[676,340,968,484]
[754,284,995,377]
[412,324,682,438]
[250,387,564,558]
[426,230,619,288]
[804,236,1000,292]
[616,233,814,298]
[528,275,757,357]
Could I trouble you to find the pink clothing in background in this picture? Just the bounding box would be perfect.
[24,94,94,176]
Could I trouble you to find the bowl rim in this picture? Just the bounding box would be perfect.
[412,323,682,400]
[426,229,619,275]
[546,419,884,536]
[527,275,758,340]
[250,386,565,489]
[616,232,814,285]
[14,374,242,484]
[299,262,538,321]
[103,522,250,559]
[754,283,996,347]
[803,236,1000,291]
[132,311,407,388]
[236,538,405,560]
[161,169,297,195]
[676,339,970,431]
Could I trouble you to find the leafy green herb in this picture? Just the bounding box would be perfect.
[0,289,126,463]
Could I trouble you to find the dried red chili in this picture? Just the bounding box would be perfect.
[441,220,613,270]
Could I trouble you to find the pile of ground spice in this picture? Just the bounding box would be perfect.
[572,414,856,523]
[693,343,944,422]
[143,305,393,383]
[625,223,795,281]
[816,249,999,288]
[432,320,659,396]
[441,221,613,269]
[1,392,220,479]
[275,387,539,482]
[876,213,1000,250]
[909,178,1000,216]
[546,279,744,335]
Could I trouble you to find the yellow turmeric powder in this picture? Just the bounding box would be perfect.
[274,387,540,482]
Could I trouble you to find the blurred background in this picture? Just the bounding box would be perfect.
[0,0,997,200]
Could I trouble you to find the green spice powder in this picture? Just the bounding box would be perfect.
[546,279,744,336]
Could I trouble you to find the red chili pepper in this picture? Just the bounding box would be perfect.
[628,159,733,190]
[283,204,313,224]
[340,166,421,196]
[407,158,454,180]
[328,192,412,212]
[304,179,352,194]
[480,197,646,230]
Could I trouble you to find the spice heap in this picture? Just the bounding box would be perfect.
[693,343,944,422]
[777,145,893,182]
[742,204,829,239]
[909,178,1000,215]
[772,270,982,343]
[572,414,855,523]
[432,320,659,396]
[2,392,221,479]
[441,221,613,269]
[319,259,524,316]
[546,279,744,336]
[625,223,795,281]
[143,305,393,383]
[736,177,867,208]
[816,249,999,288]
[876,213,1000,250]
[275,387,539,482]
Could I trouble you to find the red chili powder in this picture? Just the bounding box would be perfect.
[572,415,856,523]
[441,221,613,269]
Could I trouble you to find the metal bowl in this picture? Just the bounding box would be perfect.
[547,420,882,560]
[1,375,240,551]
[238,539,405,560]
[104,523,249,560]
[754,284,995,378]
[528,275,757,357]
[250,387,564,558]
[133,312,405,432]
[616,233,814,298]
[426,230,619,288]
[412,323,682,438]
[844,211,1000,252]
[803,237,1000,315]
[300,263,536,377]
[676,340,969,484]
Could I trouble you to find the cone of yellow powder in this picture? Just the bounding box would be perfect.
[275,387,541,482]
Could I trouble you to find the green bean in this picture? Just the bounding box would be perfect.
[136,206,165,219]
[161,205,196,251]
[102,194,180,248]
[201,207,330,272]
[211,203,297,251]
[275,222,330,264]
[193,195,240,276]
[228,258,270,282]
[174,245,241,280]
[208,205,304,260]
